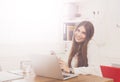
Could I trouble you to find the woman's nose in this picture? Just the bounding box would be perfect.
[77,32,82,36]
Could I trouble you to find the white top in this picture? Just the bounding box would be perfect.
[64,39,102,76]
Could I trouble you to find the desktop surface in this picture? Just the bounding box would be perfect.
[12,74,113,82]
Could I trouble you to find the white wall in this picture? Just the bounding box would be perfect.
[0,0,65,70]
[0,0,65,56]
[79,0,120,64]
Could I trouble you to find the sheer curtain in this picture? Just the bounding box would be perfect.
[0,0,64,56]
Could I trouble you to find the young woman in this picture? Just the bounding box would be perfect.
[60,21,101,75]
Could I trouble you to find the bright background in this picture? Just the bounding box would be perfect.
[0,0,120,72]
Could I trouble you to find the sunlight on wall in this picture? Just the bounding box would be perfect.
[0,0,65,56]
[0,0,64,44]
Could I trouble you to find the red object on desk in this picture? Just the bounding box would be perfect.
[100,65,120,82]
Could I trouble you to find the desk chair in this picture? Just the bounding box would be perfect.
[100,65,120,82]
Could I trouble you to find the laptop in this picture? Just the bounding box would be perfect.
[31,54,78,80]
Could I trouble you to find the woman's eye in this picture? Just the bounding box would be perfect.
[82,32,86,35]
[76,29,80,32]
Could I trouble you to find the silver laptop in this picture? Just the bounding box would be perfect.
[31,54,78,80]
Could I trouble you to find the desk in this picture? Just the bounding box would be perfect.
[12,74,113,82]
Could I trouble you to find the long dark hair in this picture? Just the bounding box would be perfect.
[68,21,94,67]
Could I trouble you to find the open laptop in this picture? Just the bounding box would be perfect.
[31,54,78,80]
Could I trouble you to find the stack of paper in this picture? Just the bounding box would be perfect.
[0,71,24,82]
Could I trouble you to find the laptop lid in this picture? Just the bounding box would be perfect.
[31,54,64,79]
[31,54,77,80]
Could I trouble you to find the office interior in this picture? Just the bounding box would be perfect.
[0,0,120,77]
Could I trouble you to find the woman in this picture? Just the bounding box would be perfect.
[60,21,100,75]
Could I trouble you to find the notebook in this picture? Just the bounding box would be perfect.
[0,71,24,82]
[31,54,78,80]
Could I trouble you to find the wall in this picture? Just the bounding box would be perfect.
[0,0,65,70]
[79,0,120,64]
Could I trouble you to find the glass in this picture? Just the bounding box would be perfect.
[20,60,35,77]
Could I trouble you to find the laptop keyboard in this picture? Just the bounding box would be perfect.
[63,74,70,78]
[63,75,70,78]
[62,72,74,78]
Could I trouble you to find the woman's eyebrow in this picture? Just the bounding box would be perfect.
[82,31,86,34]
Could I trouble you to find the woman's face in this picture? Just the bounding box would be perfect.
[74,26,86,43]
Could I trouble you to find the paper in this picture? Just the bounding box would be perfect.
[0,71,24,82]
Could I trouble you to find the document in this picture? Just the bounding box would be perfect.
[0,71,24,82]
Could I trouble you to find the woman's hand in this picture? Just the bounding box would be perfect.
[50,51,70,73]
[58,58,70,73]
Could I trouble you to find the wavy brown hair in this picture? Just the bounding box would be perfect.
[68,21,94,67]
